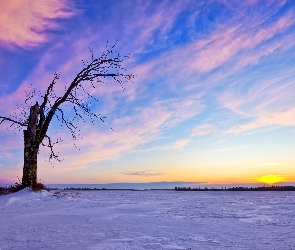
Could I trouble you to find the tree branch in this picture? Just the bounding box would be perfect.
[38,54,133,142]
[42,135,62,162]
[0,116,27,127]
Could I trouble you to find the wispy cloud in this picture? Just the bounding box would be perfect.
[201,146,250,155]
[169,139,190,150]
[221,75,295,134]
[131,1,295,96]
[46,96,204,168]
[0,0,75,48]
[225,109,295,134]
[118,1,191,55]
[123,170,167,177]
[191,124,216,136]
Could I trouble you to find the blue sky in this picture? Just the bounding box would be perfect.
[0,0,295,186]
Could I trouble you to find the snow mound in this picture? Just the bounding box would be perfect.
[0,188,51,207]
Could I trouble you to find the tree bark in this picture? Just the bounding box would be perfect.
[22,103,40,187]
[22,130,38,187]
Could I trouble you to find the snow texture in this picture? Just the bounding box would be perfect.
[0,189,294,249]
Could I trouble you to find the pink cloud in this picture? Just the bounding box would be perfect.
[219,64,295,135]
[170,139,190,150]
[0,38,138,129]
[187,10,294,73]
[36,96,204,171]
[0,0,75,48]
[191,124,217,136]
[225,107,295,134]
[122,1,190,55]
[0,82,35,121]
[132,5,295,88]
[137,137,192,153]
[222,90,295,133]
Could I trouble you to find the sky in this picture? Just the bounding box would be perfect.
[0,0,295,187]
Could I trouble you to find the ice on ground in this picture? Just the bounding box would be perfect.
[0,190,294,249]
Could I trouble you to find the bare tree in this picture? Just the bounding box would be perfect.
[0,44,134,187]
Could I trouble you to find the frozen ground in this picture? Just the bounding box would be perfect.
[0,189,294,250]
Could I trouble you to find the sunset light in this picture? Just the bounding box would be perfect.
[258,175,285,185]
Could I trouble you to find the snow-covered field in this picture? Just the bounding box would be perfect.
[0,189,294,250]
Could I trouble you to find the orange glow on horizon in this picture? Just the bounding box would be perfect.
[258,175,284,185]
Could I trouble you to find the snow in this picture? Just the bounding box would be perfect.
[0,190,294,249]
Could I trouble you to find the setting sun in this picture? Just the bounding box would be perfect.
[258,175,284,185]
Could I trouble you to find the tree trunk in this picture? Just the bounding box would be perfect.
[22,130,38,187]
[22,102,40,187]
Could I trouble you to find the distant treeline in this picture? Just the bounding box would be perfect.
[50,186,295,191]
[175,186,295,191]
